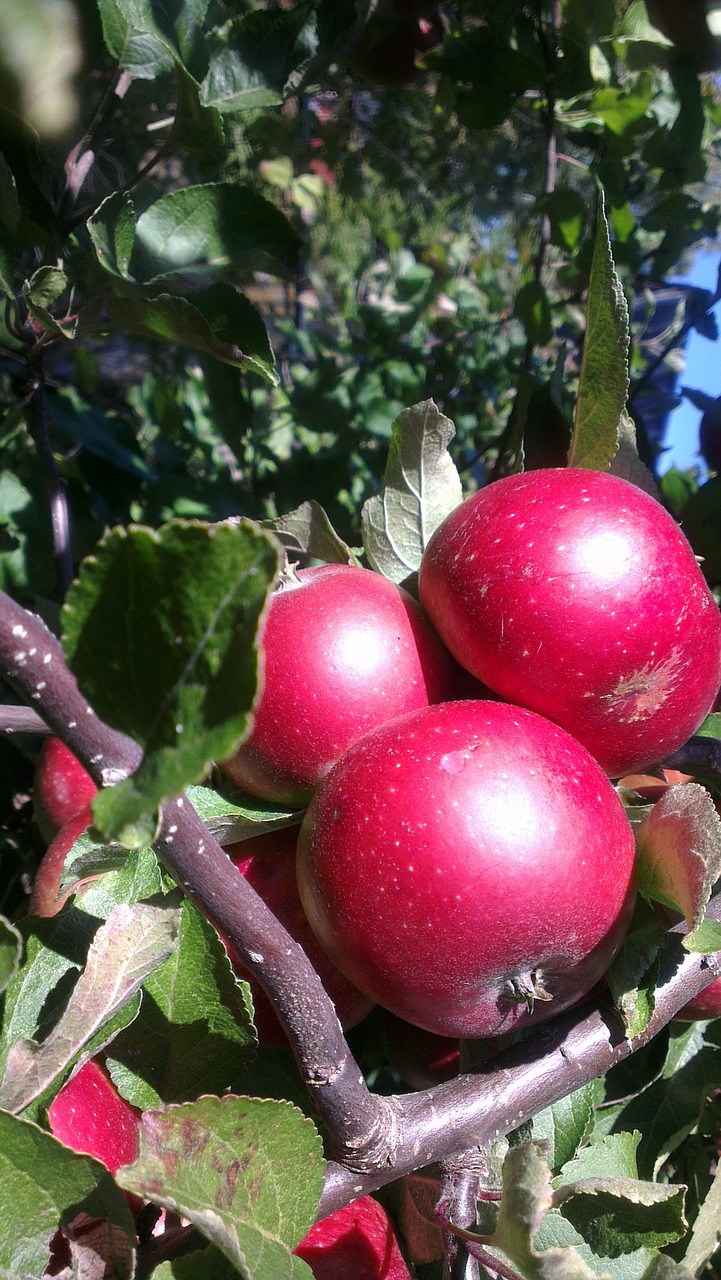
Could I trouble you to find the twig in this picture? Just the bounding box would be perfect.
[0,589,389,1171]
[24,352,74,599]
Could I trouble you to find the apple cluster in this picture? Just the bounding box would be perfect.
[30,468,721,1226]
[219,468,721,1043]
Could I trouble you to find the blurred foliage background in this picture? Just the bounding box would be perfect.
[3,0,721,882]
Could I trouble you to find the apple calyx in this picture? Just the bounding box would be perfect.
[501,970,554,1012]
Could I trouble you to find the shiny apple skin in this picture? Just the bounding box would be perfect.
[34,737,97,842]
[294,1195,412,1279]
[47,1059,140,1175]
[418,469,721,778]
[224,826,373,1047]
[297,700,637,1039]
[220,564,456,806]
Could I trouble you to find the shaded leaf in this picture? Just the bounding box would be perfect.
[185,784,300,846]
[62,520,280,845]
[0,1110,134,1278]
[132,183,301,283]
[681,1156,721,1276]
[261,500,359,566]
[553,1179,686,1258]
[118,1095,323,1278]
[635,783,721,933]
[0,151,19,293]
[200,6,314,116]
[87,192,136,281]
[569,194,629,471]
[515,281,552,346]
[104,897,256,1110]
[609,414,662,501]
[175,63,224,158]
[362,399,462,585]
[105,285,277,382]
[0,913,22,995]
[531,1085,599,1175]
[23,265,77,340]
[604,898,667,1038]
[0,898,181,1113]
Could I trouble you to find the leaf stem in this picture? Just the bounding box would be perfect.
[24,350,74,599]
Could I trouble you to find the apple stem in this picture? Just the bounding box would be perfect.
[501,970,553,1011]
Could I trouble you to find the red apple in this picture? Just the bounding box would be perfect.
[220,564,456,806]
[378,1010,459,1090]
[34,737,97,842]
[674,978,721,1022]
[294,1195,411,1279]
[224,826,374,1047]
[297,700,637,1039]
[47,1059,140,1176]
[30,805,95,918]
[418,469,721,778]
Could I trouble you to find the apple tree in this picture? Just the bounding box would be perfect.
[2,2,721,1278]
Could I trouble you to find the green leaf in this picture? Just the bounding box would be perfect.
[604,898,667,1038]
[106,284,278,381]
[531,1085,599,1175]
[568,193,629,471]
[261,500,359,567]
[635,783,721,933]
[514,281,553,346]
[681,918,721,954]
[553,1179,686,1257]
[185,784,300,846]
[361,399,462,586]
[0,913,21,994]
[87,191,136,280]
[697,712,721,740]
[62,520,280,845]
[96,0,208,78]
[49,388,155,477]
[118,1095,323,1278]
[200,6,314,116]
[0,847,165,1089]
[152,1246,243,1279]
[588,77,653,136]
[132,183,301,282]
[681,1155,721,1276]
[482,1142,604,1280]
[104,897,256,1110]
[609,1024,721,1178]
[0,897,180,1114]
[22,265,77,339]
[538,189,587,254]
[175,62,225,157]
[0,1110,134,1278]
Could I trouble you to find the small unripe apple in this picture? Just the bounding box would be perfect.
[220,564,456,806]
[34,737,97,842]
[418,469,721,778]
[294,1194,411,1279]
[224,826,374,1047]
[47,1059,140,1175]
[297,700,637,1038]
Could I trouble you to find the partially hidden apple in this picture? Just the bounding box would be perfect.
[378,1010,459,1090]
[224,826,374,1047]
[294,1195,411,1280]
[47,1059,140,1176]
[297,700,637,1039]
[418,469,721,778]
[34,736,97,842]
[674,978,721,1022]
[220,563,456,806]
[30,804,94,918]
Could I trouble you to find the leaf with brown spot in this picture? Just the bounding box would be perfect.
[117,1095,323,1280]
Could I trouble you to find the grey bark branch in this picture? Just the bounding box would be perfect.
[3,587,721,1213]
